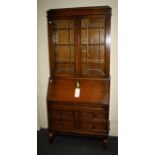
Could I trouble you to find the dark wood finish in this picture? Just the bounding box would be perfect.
[47,6,111,147]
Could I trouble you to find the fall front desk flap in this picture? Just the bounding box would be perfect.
[47,79,110,105]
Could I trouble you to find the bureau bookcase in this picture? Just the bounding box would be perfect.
[47,6,111,145]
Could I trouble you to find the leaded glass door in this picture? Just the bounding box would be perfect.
[51,18,76,77]
[80,16,106,77]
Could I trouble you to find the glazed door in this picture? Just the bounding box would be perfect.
[80,16,109,77]
[49,18,76,77]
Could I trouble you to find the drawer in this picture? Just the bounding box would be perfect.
[48,105,75,120]
[49,118,75,130]
[78,121,108,132]
[78,108,108,121]
[49,109,75,120]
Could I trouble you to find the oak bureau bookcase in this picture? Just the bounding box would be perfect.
[46,6,111,146]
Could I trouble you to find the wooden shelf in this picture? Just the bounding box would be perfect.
[53,28,74,31]
[82,27,105,29]
[82,60,104,63]
[56,61,75,64]
[54,44,74,46]
[53,27,104,30]
[55,68,75,74]
[54,43,104,46]
[81,43,105,45]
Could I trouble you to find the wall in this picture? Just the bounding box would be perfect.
[37,0,118,136]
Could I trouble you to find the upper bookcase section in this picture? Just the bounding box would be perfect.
[47,6,111,18]
[47,6,111,78]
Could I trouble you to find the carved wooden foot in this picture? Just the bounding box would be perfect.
[48,132,55,142]
[101,138,108,149]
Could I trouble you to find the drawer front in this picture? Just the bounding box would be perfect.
[78,121,108,132]
[49,118,75,130]
[78,108,108,121]
[48,104,108,120]
[49,109,75,120]
[48,104,75,120]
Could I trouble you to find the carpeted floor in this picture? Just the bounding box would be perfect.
[37,129,118,155]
